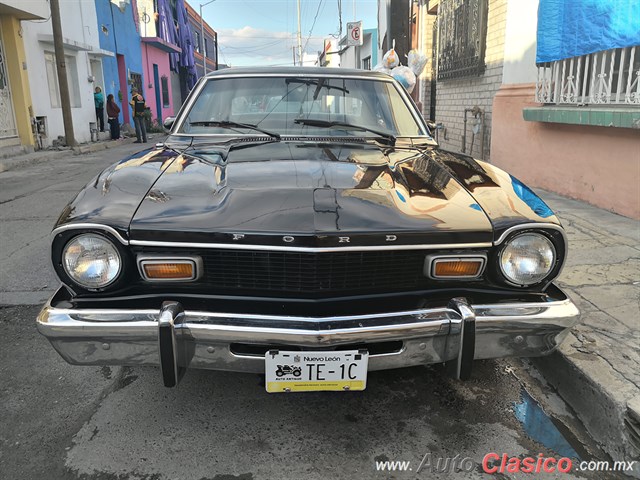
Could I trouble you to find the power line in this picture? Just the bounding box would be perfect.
[302,0,324,54]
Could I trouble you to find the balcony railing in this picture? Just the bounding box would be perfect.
[536,46,640,105]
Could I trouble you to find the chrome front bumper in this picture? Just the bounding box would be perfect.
[37,288,579,386]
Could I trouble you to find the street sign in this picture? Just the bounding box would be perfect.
[346,21,363,47]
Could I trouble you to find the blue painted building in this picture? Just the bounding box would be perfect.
[95,0,145,126]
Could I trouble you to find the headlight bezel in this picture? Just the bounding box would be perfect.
[52,228,130,293]
[494,227,566,288]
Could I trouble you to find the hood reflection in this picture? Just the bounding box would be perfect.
[130,141,494,239]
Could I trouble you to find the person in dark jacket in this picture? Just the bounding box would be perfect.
[106,94,121,140]
[129,88,147,143]
[94,87,105,132]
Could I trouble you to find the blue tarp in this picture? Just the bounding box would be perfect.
[536,0,640,64]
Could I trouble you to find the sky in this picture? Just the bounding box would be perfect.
[198,0,379,67]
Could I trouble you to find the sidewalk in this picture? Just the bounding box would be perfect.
[0,135,144,173]
[534,190,640,476]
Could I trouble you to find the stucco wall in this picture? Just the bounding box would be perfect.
[95,0,144,126]
[432,0,507,161]
[501,0,538,85]
[491,84,640,219]
[141,43,173,124]
[418,11,436,120]
[1,0,48,20]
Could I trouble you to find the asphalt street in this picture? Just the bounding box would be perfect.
[0,144,613,480]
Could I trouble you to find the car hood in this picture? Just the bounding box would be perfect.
[128,141,496,247]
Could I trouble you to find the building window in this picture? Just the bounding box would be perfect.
[204,38,209,57]
[44,52,81,108]
[161,76,170,107]
[362,56,372,70]
[194,31,201,53]
[436,0,488,80]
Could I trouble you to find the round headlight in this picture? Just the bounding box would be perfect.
[499,233,555,286]
[62,234,122,289]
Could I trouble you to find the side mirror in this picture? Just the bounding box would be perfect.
[163,116,176,132]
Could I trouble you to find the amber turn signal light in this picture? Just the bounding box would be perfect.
[432,258,484,278]
[141,261,195,280]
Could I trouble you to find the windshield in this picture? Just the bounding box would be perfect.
[178,76,426,138]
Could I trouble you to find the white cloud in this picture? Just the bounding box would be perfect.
[217,26,326,67]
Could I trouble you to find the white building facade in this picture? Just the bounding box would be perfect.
[22,0,113,146]
[338,28,378,70]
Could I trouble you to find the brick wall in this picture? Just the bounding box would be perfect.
[427,0,507,161]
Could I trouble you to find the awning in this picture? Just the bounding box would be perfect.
[37,34,115,56]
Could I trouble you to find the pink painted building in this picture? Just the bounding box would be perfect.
[136,0,181,126]
[140,39,180,125]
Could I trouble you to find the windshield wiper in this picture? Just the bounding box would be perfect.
[293,119,396,145]
[187,120,280,140]
[285,78,350,95]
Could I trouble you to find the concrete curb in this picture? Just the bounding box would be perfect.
[0,137,139,174]
[534,189,640,477]
[534,344,640,477]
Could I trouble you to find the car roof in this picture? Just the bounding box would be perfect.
[204,66,392,80]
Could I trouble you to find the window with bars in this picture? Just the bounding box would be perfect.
[161,76,170,107]
[436,0,488,80]
[130,72,143,97]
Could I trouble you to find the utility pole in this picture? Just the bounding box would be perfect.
[200,0,216,75]
[297,0,302,66]
[50,0,76,147]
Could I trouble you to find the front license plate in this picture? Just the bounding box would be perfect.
[265,350,369,393]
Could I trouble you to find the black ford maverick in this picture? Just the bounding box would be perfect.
[37,67,579,392]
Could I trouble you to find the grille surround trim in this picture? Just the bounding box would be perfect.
[129,239,493,252]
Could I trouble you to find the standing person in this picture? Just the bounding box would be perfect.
[106,94,121,140]
[94,86,105,132]
[129,88,147,143]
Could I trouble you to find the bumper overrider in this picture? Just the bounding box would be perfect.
[37,287,579,387]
